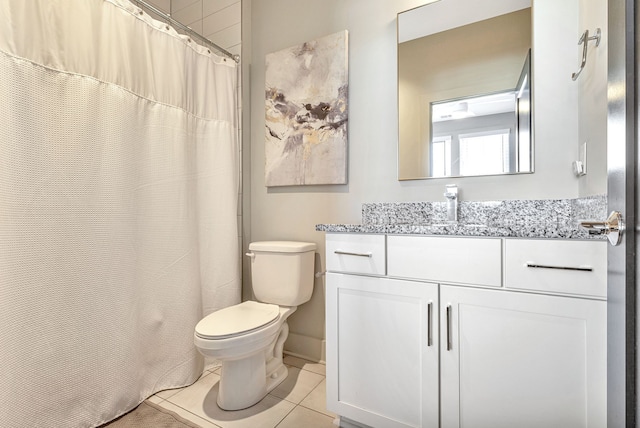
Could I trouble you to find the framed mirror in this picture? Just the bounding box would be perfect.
[398,0,533,180]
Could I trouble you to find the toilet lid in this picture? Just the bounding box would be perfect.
[195,301,280,339]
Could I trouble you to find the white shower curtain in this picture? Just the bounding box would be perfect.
[0,1,240,426]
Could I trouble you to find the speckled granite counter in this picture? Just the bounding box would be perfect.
[316,195,607,240]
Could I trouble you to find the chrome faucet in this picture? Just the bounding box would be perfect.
[444,184,458,223]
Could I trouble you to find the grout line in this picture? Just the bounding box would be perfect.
[297,392,336,420]
[203,2,238,19]
[162,398,200,420]
[176,404,220,428]
[273,402,297,428]
[204,18,238,35]
[296,405,336,421]
[204,21,240,42]
[146,395,166,404]
[296,389,316,407]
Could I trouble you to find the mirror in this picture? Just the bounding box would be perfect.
[398,0,533,180]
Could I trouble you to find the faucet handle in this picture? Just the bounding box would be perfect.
[444,184,458,198]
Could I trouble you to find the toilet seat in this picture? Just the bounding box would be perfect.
[195,301,280,340]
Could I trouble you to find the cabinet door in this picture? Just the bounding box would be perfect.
[326,273,439,428]
[440,286,606,428]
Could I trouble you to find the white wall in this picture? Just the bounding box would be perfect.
[246,0,606,361]
[577,0,608,196]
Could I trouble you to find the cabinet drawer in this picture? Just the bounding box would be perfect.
[326,233,386,275]
[387,235,502,287]
[504,239,607,297]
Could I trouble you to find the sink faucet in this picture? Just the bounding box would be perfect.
[444,184,458,223]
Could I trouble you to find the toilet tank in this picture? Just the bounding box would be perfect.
[248,241,316,306]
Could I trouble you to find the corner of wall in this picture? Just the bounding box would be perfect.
[241,0,253,301]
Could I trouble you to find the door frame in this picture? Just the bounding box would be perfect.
[607,0,637,425]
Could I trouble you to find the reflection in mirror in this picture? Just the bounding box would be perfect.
[429,52,531,178]
[398,1,532,180]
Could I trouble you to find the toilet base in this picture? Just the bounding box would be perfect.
[216,355,289,412]
[216,321,292,411]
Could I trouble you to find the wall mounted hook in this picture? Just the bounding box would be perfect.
[571,28,601,81]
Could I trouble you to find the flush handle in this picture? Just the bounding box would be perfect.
[580,211,624,246]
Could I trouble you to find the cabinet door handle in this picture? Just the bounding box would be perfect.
[334,250,373,257]
[446,305,452,351]
[427,301,433,347]
[525,263,593,272]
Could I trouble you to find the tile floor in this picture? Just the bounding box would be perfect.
[147,355,336,428]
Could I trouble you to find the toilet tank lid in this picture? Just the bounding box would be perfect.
[249,241,316,253]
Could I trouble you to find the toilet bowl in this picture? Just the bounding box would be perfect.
[193,241,316,411]
[194,301,296,410]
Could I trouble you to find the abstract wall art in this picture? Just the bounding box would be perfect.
[265,30,349,186]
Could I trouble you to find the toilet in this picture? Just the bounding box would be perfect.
[194,241,316,411]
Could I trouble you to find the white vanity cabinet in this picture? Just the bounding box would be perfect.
[325,233,607,428]
[440,285,606,428]
[326,273,439,428]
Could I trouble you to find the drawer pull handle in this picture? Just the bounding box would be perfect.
[446,305,452,351]
[334,250,373,258]
[427,301,433,347]
[526,263,593,272]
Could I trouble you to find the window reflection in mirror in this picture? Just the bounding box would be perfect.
[398,2,532,180]
[428,51,531,178]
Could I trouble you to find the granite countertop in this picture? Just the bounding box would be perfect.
[316,195,608,240]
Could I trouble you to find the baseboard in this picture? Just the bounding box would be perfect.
[284,332,326,363]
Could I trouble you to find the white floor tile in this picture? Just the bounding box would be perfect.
[155,399,222,428]
[167,372,296,428]
[283,355,326,376]
[146,394,164,405]
[155,386,185,400]
[154,370,209,400]
[275,406,335,428]
[269,366,325,404]
[300,379,335,418]
[151,358,332,428]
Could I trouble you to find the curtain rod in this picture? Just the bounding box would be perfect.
[134,0,240,63]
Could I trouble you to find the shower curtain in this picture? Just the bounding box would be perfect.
[0,0,240,426]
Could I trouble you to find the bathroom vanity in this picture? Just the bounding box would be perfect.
[322,231,606,428]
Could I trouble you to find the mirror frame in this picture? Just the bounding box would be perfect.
[397,1,533,181]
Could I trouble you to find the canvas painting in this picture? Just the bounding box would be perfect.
[265,30,348,186]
